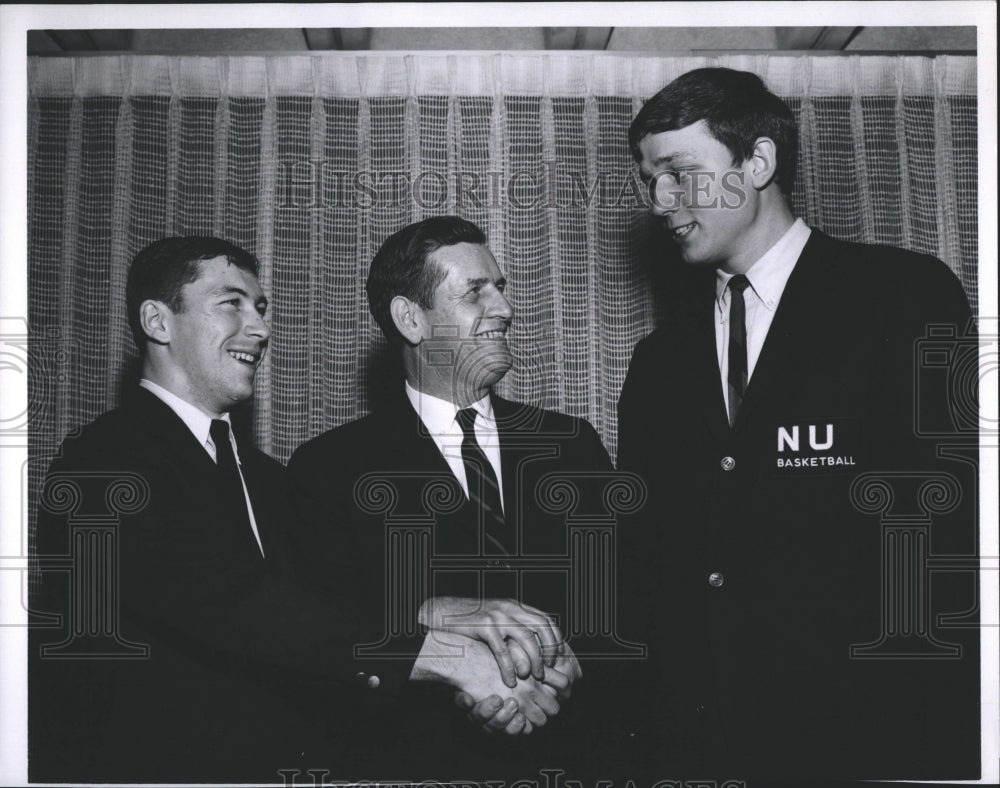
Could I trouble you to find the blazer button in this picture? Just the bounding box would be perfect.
[708,572,725,587]
[355,671,367,682]
[367,675,381,689]
[720,456,736,471]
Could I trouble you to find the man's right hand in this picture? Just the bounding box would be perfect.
[455,692,535,735]
[418,596,564,687]
[410,629,560,731]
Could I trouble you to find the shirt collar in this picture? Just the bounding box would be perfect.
[716,218,811,310]
[404,380,494,434]
[139,378,232,452]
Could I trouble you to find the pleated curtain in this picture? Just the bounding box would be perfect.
[26,53,978,534]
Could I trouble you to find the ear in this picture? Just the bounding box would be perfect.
[139,300,172,346]
[389,295,425,345]
[747,137,779,191]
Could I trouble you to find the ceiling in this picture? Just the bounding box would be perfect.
[27,27,977,55]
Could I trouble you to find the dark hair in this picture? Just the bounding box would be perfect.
[628,67,798,198]
[126,236,259,349]
[366,216,487,344]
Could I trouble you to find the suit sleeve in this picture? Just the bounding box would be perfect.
[613,336,663,650]
[34,432,416,696]
[877,252,980,769]
[616,336,650,475]
[874,252,975,469]
[577,415,614,473]
[907,255,976,447]
[285,437,429,677]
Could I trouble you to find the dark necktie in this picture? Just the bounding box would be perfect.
[209,419,254,538]
[727,274,751,426]
[456,408,508,555]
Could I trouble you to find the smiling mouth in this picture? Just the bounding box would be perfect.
[476,329,508,339]
[228,350,261,366]
[670,222,696,240]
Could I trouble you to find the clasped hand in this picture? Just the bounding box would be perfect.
[417,596,582,735]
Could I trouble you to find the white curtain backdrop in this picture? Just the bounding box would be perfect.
[26,53,978,518]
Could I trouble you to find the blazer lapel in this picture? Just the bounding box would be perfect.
[734,230,839,430]
[379,394,479,557]
[485,395,555,556]
[127,387,264,561]
[237,455,275,561]
[675,277,732,444]
[126,388,219,476]
[394,395,459,478]
[492,396,545,513]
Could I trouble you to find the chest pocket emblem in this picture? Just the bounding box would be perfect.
[774,419,861,471]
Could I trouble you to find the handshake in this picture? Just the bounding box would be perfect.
[409,596,582,735]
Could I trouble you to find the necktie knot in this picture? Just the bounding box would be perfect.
[209,419,231,451]
[456,407,478,438]
[728,274,751,295]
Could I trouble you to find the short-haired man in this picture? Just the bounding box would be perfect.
[618,68,979,780]
[28,236,540,783]
[288,216,615,777]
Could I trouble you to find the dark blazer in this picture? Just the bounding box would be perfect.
[616,230,980,780]
[287,391,620,780]
[29,388,411,783]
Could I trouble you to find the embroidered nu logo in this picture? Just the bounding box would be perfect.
[777,424,834,452]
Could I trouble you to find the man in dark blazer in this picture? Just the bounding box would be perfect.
[617,68,980,781]
[287,216,618,778]
[28,236,534,784]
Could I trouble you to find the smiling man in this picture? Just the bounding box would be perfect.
[617,68,979,780]
[29,237,440,782]
[287,216,614,777]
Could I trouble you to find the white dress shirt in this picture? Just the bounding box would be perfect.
[139,378,265,556]
[715,218,812,414]
[404,381,505,512]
